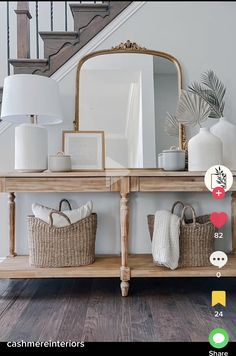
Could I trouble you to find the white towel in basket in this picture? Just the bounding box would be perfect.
[152,210,180,270]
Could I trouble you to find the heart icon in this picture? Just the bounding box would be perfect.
[210,212,228,228]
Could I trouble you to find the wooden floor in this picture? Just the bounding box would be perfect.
[0,278,236,342]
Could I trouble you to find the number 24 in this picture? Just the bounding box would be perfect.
[215,311,224,318]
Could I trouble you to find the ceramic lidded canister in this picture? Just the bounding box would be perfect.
[162,146,186,171]
[48,151,71,172]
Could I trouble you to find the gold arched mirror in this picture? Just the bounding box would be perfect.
[75,41,185,169]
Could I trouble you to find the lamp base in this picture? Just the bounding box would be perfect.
[15,124,48,172]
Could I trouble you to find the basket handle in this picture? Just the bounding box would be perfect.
[180,205,197,225]
[59,199,72,211]
[49,211,71,227]
[171,201,185,214]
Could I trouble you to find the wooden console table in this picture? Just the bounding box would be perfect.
[0,171,236,297]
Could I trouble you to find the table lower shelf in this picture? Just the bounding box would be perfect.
[0,254,235,278]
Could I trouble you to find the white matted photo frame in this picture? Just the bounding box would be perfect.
[63,131,105,171]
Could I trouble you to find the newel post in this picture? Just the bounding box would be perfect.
[15,2,32,58]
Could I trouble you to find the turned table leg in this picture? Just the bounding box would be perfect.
[9,192,16,257]
[231,192,236,253]
[120,177,130,297]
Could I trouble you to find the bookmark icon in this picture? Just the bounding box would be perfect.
[211,291,226,307]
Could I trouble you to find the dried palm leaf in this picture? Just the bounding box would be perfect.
[164,112,179,136]
[176,90,211,127]
[188,70,226,118]
[201,69,225,115]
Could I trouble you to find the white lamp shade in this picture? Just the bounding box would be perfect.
[1,74,63,125]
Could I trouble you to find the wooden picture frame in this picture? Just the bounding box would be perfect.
[63,131,105,171]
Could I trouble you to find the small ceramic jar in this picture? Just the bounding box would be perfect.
[48,152,71,172]
[162,146,185,171]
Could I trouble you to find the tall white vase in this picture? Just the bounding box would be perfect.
[188,127,223,171]
[210,117,236,170]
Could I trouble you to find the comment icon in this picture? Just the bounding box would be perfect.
[210,251,228,269]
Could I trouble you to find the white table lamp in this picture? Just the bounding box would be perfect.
[1,74,63,172]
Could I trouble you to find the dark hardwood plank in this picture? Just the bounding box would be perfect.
[175,291,211,341]
[116,297,132,342]
[56,279,92,341]
[2,279,65,341]
[0,280,38,341]
[129,295,155,342]
[0,279,28,317]
[82,278,132,342]
[151,294,190,341]
[135,279,190,342]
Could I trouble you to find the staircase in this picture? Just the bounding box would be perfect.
[0,1,132,106]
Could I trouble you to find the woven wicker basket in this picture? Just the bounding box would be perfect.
[147,202,216,267]
[27,200,97,268]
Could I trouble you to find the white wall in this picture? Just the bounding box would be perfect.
[0,1,235,256]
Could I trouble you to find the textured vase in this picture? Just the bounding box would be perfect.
[210,117,236,170]
[188,127,223,171]
[15,124,48,172]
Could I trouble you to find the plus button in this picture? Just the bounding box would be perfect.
[212,187,225,200]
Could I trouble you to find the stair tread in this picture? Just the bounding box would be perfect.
[9,59,48,63]
[9,59,48,72]
[39,31,78,36]
[69,3,109,10]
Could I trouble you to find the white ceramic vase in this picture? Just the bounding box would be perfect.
[210,117,236,170]
[188,127,223,171]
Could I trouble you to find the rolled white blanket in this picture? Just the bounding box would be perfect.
[152,210,180,270]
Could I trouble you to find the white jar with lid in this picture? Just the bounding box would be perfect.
[48,152,71,172]
[162,146,185,171]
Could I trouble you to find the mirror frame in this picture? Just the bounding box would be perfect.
[74,40,186,154]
